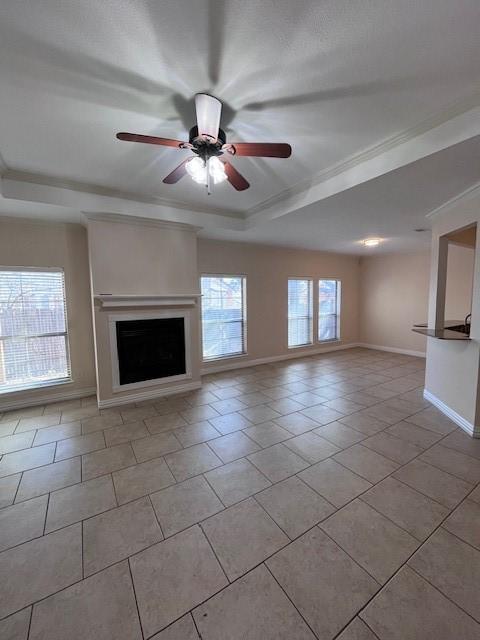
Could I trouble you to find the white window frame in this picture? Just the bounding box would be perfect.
[200,274,247,362]
[318,279,341,343]
[0,266,72,394]
[287,277,313,348]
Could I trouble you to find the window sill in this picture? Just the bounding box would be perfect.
[288,343,314,350]
[317,339,341,345]
[203,352,248,364]
[0,377,73,396]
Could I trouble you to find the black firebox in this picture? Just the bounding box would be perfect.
[116,317,186,386]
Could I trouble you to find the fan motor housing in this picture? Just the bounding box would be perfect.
[189,126,226,160]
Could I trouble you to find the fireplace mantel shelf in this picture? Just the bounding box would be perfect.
[95,294,201,308]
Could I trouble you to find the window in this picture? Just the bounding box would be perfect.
[0,268,71,393]
[201,275,246,361]
[288,279,313,347]
[318,279,341,341]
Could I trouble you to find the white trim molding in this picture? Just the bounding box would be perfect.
[356,343,426,358]
[97,380,201,409]
[84,212,202,231]
[95,294,200,308]
[425,181,480,220]
[423,389,479,438]
[201,342,360,375]
[0,386,97,412]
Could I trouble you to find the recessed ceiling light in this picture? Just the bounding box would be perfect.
[363,238,381,247]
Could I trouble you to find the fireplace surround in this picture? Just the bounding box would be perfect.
[87,215,202,407]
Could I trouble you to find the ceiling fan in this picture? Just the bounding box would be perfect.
[116,93,292,193]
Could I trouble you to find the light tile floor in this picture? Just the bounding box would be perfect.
[1,347,480,638]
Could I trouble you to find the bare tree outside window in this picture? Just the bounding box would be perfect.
[288,279,313,347]
[201,276,246,360]
[318,279,341,341]
[0,268,71,392]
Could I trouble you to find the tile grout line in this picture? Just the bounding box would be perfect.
[81,519,85,580]
[197,522,231,585]
[201,472,228,509]
[26,604,33,640]
[147,493,165,540]
[339,479,480,637]
[42,491,51,537]
[191,611,203,639]
[126,557,146,640]
[352,616,382,640]
[434,522,480,558]
[408,547,480,627]
[11,469,24,505]
[294,436,478,543]
[263,561,323,640]
[251,494,293,541]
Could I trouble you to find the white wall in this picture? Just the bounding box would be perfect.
[198,239,360,369]
[425,192,480,434]
[358,246,476,355]
[359,252,430,355]
[445,243,475,321]
[0,218,96,408]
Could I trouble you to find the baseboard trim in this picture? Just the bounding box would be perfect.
[201,343,363,375]
[97,380,202,409]
[0,386,97,412]
[423,389,479,438]
[356,343,426,358]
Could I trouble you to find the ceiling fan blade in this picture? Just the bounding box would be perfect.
[195,93,222,141]
[222,161,250,191]
[163,158,192,184]
[116,132,185,148]
[224,142,292,158]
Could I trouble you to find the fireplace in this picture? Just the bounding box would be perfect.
[108,310,192,392]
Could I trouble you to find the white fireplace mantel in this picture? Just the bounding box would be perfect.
[94,294,201,308]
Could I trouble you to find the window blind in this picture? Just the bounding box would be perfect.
[201,276,246,361]
[288,279,313,347]
[318,279,341,341]
[0,268,71,392]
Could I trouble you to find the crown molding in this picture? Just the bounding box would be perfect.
[2,169,243,220]
[2,173,246,232]
[2,90,480,230]
[425,181,480,220]
[84,212,201,232]
[246,90,480,218]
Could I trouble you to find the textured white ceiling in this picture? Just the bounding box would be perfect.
[1,0,479,210]
[200,135,480,253]
[0,0,479,252]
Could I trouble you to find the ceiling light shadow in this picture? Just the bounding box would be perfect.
[241,76,463,111]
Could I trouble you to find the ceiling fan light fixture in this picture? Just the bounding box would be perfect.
[185,156,207,184]
[117,92,291,192]
[208,157,227,184]
[185,156,227,186]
